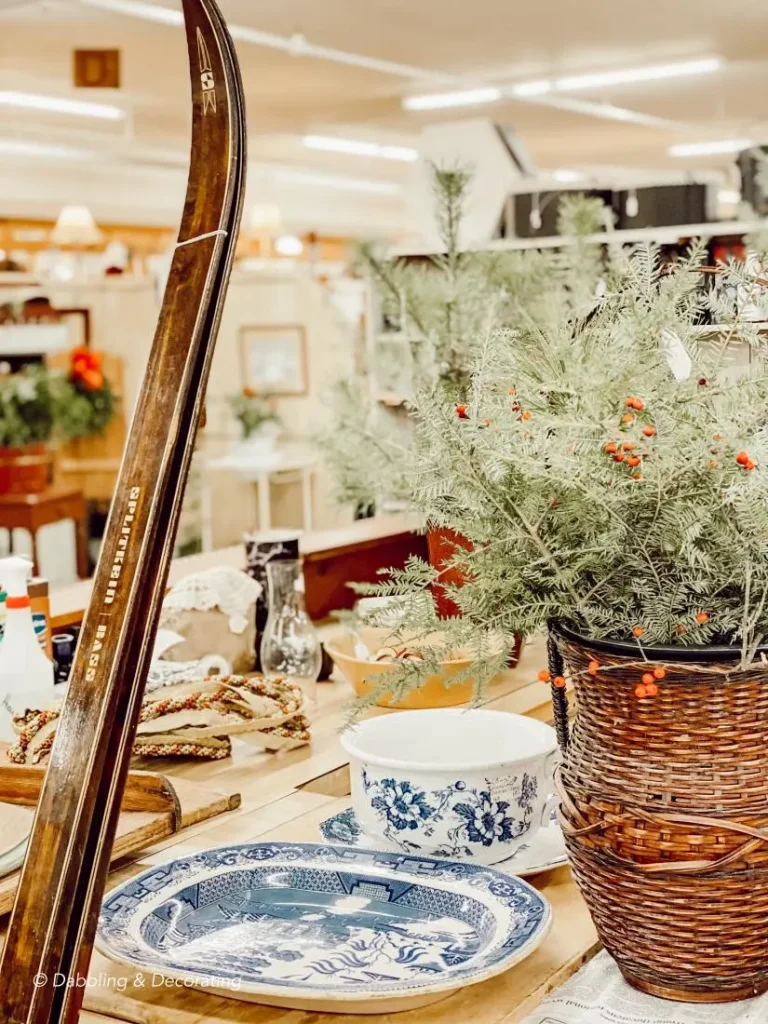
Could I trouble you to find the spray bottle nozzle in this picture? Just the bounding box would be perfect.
[0,556,33,599]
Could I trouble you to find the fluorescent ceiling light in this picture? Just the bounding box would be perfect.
[0,138,89,160]
[554,57,721,92]
[511,80,553,98]
[274,168,400,194]
[403,87,501,111]
[718,189,741,204]
[303,135,418,162]
[551,169,584,183]
[669,138,753,157]
[0,90,124,120]
[505,57,721,105]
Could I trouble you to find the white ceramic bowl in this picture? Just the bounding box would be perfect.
[341,708,558,866]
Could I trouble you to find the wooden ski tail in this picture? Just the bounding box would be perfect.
[0,1,246,1020]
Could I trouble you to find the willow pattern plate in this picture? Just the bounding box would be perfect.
[97,841,551,1013]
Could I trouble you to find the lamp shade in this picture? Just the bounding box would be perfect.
[51,205,103,247]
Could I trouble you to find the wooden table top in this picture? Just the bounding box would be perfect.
[7,635,600,1023]
[0,484,83,508]
[49,512,422,628]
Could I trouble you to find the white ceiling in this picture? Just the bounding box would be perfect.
[0,0,767,233]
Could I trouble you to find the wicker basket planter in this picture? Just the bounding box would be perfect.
[0,443,51,494]
[549,621,768,1003]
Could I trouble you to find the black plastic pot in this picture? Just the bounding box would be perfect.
[552,620,762,664]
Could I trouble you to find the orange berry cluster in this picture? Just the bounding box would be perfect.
[603,398,655,480]
[537,669,566,688]
[736,450,756,471]
[540,658,669,701]
[636,666,665,699]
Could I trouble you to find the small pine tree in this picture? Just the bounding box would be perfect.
[321,168,604,511]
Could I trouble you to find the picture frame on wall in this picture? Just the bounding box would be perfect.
[239,324,308,395]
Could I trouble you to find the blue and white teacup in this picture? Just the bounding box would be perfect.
[341,708,559,865]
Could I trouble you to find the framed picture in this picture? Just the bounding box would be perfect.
[239,324,308,395]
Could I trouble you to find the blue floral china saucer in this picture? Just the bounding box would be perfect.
[320,808,568,878]
[97,841,552,1013]
[0,803,34,879]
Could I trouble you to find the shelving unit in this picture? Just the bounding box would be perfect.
[392,219,768,258]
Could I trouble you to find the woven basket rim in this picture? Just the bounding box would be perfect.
[552,620,768,664]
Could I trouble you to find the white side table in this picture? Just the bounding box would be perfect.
[201,447,317,552]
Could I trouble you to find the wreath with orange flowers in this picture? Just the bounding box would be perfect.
[56,346,118,441]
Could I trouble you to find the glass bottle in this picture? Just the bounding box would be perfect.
[259,559,321,711]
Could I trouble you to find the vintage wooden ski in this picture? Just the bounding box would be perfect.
[0,0,246,1020]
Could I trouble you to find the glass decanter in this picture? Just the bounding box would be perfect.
[259,559,321,711]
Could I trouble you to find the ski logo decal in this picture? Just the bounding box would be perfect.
[197,28,217,114]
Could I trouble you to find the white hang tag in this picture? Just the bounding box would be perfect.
[660,328,692,381]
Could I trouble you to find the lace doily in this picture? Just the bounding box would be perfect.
[162,567,261,634]
[521,951,768,1024]
[146,655,231,692]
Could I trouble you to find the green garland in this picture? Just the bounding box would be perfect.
[55,376,117,441]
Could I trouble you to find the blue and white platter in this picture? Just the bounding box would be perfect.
[97,841,552,1013]
[0,803,34,880]
[320,808,568,878]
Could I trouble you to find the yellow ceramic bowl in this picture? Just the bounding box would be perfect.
[325,627,477,710]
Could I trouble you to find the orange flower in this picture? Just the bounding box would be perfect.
[604,442,618,454]
[70,345,100,375]
[635,684,648,698]
[627,455,641,468]
[642,672,655,686]
[553,675,567,688]
[588,660,600,675]
[622,441,635,452]
[643,425,656,437]
[695,611,710,625]
[653,667,666,680]
[622,413,635,425]
[736,451,750,466]
[645,682,659,697]
[242,386,257,398]
[521,410,531,421]
[81,369,103,391]
[632,626,644,638]
[631,471,642,479]
[537,670,551,683]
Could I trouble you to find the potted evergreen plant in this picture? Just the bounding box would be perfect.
[366,242,768,1002]
[0,365,58,493]
[227,388,280,456]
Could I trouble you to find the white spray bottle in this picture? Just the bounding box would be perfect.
[0,555,55,743]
